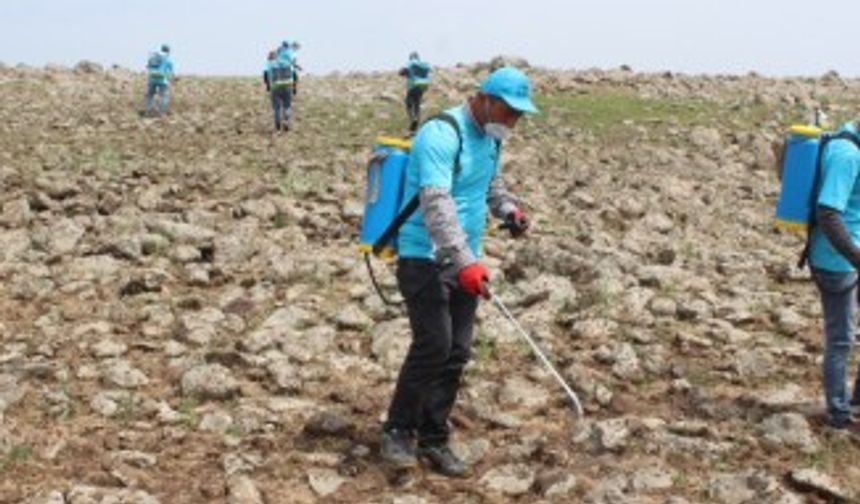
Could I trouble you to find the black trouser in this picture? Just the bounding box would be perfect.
[384,258,478,446]
[405,86,425,133]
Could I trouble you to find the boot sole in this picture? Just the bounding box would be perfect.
[417,453,470,478]
[381,454,418,469]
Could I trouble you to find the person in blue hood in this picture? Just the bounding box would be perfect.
[399,52,432,134]
[809,119,860,436]
[144,44,175,116]
[379,66,538,477]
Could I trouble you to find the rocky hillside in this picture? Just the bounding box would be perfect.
[1,58,860,503]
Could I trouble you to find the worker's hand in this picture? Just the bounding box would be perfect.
[457,262,490,299]
[501,207,529,238]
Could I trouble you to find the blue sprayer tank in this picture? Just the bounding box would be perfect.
[775,125,823,234]
[359,136,412,257]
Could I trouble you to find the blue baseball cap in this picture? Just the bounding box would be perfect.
[479,66,538,114]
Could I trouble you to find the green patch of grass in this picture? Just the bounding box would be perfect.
[115,395,139,426]
[473,332,498,363]
[224,425,244,439]
[273,210,290,229]
[96,147,122,173]
[0,444,33,472]
[686,365,723,388]
[530,90,809,143]
[659,281,681,297]
[577,284,618,317]
[280,167,325,196]
[805,433,855,472]
[534,91,720,141]
[178,398,201,430]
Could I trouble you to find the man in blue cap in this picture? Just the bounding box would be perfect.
[380,66,537,477]
[144,44,175,116]
[399,52,432,134]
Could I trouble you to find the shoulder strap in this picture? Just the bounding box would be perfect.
[370,114,464,256]
[424,113,463,173]
[798,130,860,269]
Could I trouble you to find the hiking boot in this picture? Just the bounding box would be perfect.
[417,444,469,478]
[829,417,860,440]
[380,429,417,468]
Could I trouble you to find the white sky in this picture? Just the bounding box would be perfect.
[1,0,856,77]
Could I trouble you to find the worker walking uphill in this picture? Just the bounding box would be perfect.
[379,66,537,477]
[264,48,296,132]
[144,44,175,116]
[808,119,860,435]
[399,52,431,134]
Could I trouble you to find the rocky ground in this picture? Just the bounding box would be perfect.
[1,57,860,503]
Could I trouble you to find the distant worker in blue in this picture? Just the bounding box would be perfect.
[379,66,536,477]
[144,44,175,116]
[264,44,298,133]
[399,52,432,134]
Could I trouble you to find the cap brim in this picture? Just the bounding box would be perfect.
[502,95,539,114]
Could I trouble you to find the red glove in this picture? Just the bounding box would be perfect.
[502,207,529,238]
[458,262,490,299]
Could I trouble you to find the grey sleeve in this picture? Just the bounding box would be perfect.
[419,186,476,270]
[487,175,519,219]
[817,204,860,269]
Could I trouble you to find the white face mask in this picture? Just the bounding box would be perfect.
[484,123,511,140]
[483,98,511,140]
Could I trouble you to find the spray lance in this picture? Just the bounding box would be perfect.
[486,289,585,418]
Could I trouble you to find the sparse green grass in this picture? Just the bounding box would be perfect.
[96,146,122,173]
[178,398,201,430]
[577,283,618,316]
[686,365,723,388]
[473,331,498,363]
[0,444,33,472]
[659,281,681,297]
[116,395,139,426]
[534,92,719,140]
[273,210,290,229]
[531,91,786,143]
[280,167,325,196]
[224,425,244,439]
[805,434,855,472]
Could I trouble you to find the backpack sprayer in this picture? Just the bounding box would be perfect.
[358,135,413,305]
[775,120,860,268]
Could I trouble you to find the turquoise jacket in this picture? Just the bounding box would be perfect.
[811,121,860,271]
[397,105,500,259]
